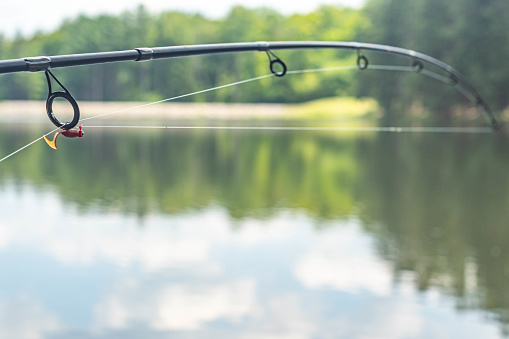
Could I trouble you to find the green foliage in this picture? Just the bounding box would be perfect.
[360,0,509,117]
[1,1,508,115]
[0,5,367,103]
[286,96,379,120]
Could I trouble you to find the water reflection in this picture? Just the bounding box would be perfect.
[0,123,508,337]
[358,132,509,334]
[0,125,360,219]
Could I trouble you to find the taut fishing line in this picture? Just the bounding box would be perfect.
[82,126,492,133]
[0,127,60,163]
[0,64,495,164]
[79,73,276,122]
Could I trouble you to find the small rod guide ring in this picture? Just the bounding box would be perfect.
[412,60,424,72]
[449,74,459,86]
[266,50,287,77]
[356,50,368,70]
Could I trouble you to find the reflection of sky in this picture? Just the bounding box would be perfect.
[0,184,501,338]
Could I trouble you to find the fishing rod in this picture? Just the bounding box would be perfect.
[0,41,500,131]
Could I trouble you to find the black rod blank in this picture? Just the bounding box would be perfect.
[0,40,499,130]
[0,41,456,74]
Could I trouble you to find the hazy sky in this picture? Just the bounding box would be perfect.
[0,0,365,38]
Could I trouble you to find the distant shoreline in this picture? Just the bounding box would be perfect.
[0,100,289,122]
[0,98,379,123]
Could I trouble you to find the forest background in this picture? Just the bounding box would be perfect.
[0,0,507,121]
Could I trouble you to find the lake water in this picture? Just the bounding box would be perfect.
[0,122,508,338]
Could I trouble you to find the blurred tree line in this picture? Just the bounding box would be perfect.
[358,0,509,119]
[0,5,368,104]
[0,1,508,114]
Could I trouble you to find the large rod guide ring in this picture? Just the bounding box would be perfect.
[45,70,80,130]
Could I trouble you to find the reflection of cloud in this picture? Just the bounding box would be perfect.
[0,189,305,272]
[153,281,256,330]
[0,187,502,338]
[0,222,12,249]
[0,296,60,339]
[254,293,317,339]
[254,293,422,339]
[28,211,300,273]
[94,279,257,331]
[294,223,392,296]
[226,213,307,246]
[44,227,211,272]
[329,297,423,339]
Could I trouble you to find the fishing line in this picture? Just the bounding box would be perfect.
[0,127,60,164]
[79,65,364,123]
[79,73,275,122]
[82,125,493,133]
[367,65,414,72]
[78,64,463,124]
[420,69,452,84]
[0,64,494,164]
[285,65,358,74]
[80,63,492,134]
[0,72,278,163]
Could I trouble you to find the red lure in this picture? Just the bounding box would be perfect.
[43,126,84,149]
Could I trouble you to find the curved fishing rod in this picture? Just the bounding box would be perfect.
[0,41,500,131]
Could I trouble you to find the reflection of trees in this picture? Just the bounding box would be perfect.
[0,124,361,220]
[357,131,509,332]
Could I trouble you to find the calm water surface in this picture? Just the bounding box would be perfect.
[0,122,508,338]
